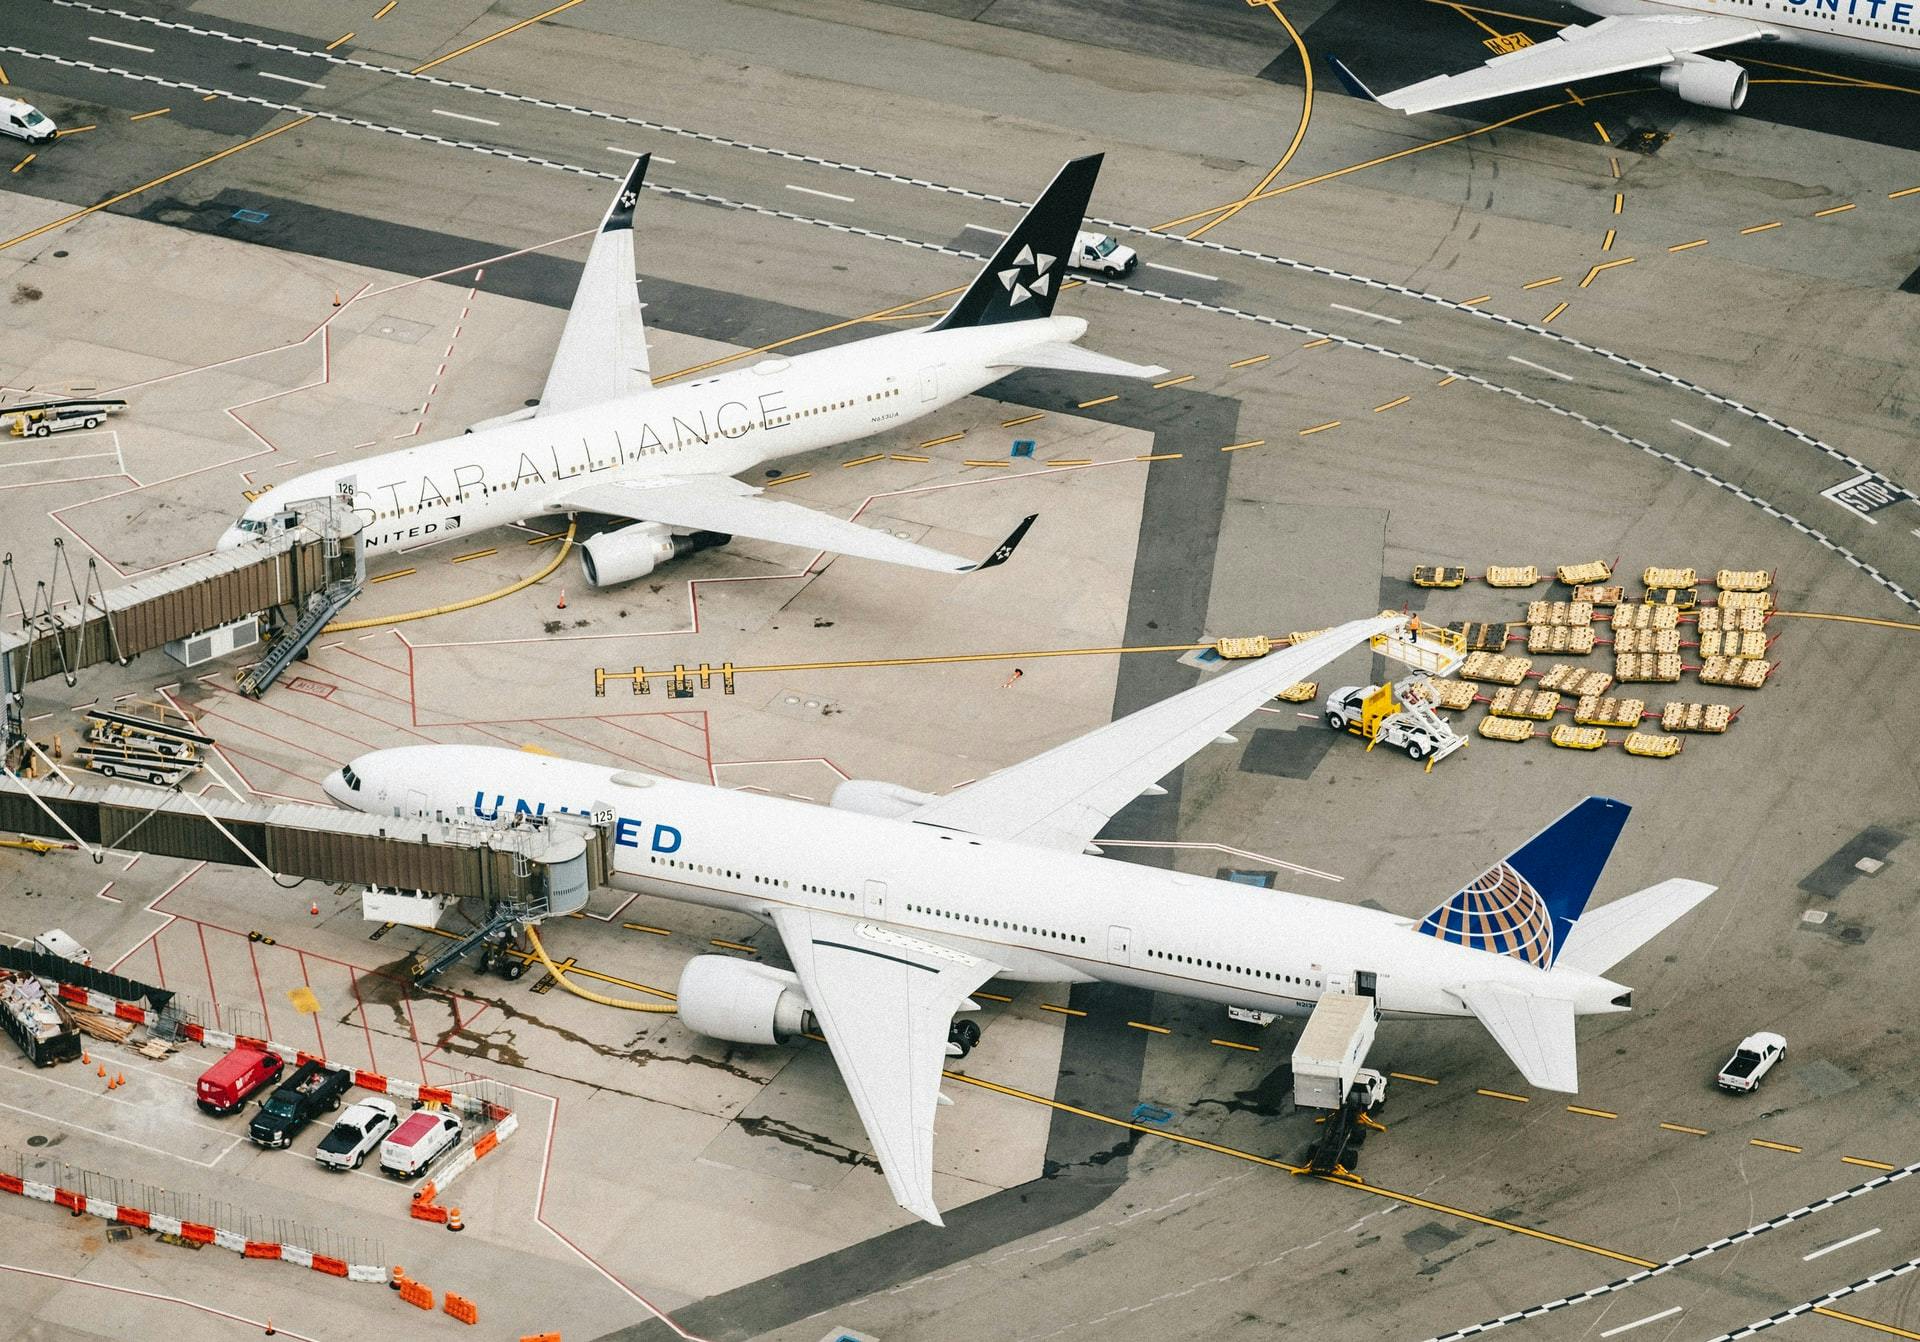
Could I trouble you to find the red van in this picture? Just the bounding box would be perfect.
[196,1045,284,1115]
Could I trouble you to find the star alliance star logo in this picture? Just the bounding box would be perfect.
[996,243,1057,308]
[619,189,638,210]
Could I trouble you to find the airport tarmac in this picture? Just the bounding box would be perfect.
[1,1,1918,1339]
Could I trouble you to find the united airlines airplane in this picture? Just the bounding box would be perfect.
[220,154,1164,584]
[323,616,1715,1225]
[1336,0,1920,114]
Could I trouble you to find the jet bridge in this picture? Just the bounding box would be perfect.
[0,498,364,757]
[0,776,611,932]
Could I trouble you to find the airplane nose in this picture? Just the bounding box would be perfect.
[322,768,351,806]
[215,526,247,551]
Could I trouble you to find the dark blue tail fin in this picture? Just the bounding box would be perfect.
[1416,797,1630,969]
[932,155,1101,332]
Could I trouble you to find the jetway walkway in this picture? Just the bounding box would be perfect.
[0,776,611,913]
[1,498,363,755]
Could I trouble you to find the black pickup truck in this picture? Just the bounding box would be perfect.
[249,1060,351,1148]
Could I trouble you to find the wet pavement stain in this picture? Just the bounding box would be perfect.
[734,1113,881,1172]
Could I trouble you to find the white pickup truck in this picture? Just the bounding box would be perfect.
[1716,1032,1785,1092]
[1071,230,1138,277]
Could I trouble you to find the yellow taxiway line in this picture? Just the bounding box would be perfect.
[410,0,591,73]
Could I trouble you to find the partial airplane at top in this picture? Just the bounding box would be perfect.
[1336,0,1920,115]
[220,153,1165,584]
[323,616,1716,1226]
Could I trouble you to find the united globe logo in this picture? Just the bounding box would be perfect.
[1417,861,1556,967]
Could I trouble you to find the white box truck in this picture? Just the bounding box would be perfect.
[1291,993,1385,1111]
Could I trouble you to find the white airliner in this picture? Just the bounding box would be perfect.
[323,616,1715,1225]
[1336,0,1920,114]
[219,154,1165,584]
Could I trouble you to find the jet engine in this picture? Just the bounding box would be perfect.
[578,523,730,588]
[675,956,813,1046]
[829,779,940,819]
[1659,56,1747,110]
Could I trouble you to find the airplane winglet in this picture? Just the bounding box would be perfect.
[602,153,650,233]
[1328,56,1380,102]
[967,514,1038,572]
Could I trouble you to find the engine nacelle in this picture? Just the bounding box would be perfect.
[675,955,812,1046]
[1659,56,1747,110]
[830,778,939,819]
[578,524,730,588]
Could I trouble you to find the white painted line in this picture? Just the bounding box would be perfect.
[1148,262,1220,282]
[1804,1227,1881,1261]
[1671,418,1731,448]
[258,71,326,89]
[963,223,1008,236]
[606,145,672,163]
[1330,301,1402,325]
[433,108,500,126]
[88,35,154,53]
[1601,1306,1682,1337]
[786,183,855,203]
[1507,354,1573,382]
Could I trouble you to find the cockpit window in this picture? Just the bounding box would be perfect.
[341,765,361,791]
[237,518,267,535]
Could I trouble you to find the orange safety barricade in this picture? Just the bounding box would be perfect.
[520,1334,563,1342]
[444,1293,479,1325]
[53,1188,82,1212]
[400,1281,435,1311]
[115,1207,150,1229]
[409,1201,449,1224]
[56,985,88,1005]
[0,1173,23,1196]
[243,1241,281,1260]
[114,1002,145,1022]
[180,1022,205,1041]
[310,1255,349,1278]
[181,1222,216,1245]
[473,1132,499,1159]
[296,1051,324,1068]
[417,1085,453,1106]
[352,1070,387,1092]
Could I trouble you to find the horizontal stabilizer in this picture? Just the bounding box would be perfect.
[1457,982,1578,1092]
[1552,878,1715,976]
[988,341,1169,380]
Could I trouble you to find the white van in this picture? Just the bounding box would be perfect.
[1072,230,1138,277]
[0,98,57,145]
[379,1108,462,1179]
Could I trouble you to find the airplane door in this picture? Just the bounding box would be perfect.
[407,788,428,818]
[917,367,939,402]
[1323,968,1349,996]
[863,879,888,919]
[1107,925,1132,967]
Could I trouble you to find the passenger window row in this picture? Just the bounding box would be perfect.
[1144,947,1318,987]
[906,902,1086,945]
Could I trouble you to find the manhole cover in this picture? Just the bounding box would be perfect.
[25,1135,47,1147]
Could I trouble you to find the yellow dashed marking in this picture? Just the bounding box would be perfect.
[368,568,415,585]
[1602,227,1615,252]
[1228,354,1271,368]
[1153,374,1196,388]
[1301,337,1332,349]
[1889,186,1920,200]
[1522,275,1562,290]
[1580,257,1634,287]
[921,431,965,448]
[1661,1122,1710,1136]
[1542,301,1568,323]
[888,453,930,463]
[326,31,355,49]
[374,0,396,16]
[973,991,1013,1003]
[1609,156,1621,179]
[1128,1021,1172,1034]
[841,453,884,468]
[1002,412,1045,427]
[1814,203,1856,217]
[53,125,96,137]
[962,459,1010,468]
[1567,1105,1617,1119]
[1460,295,1491,306]
[1210,1038,1260,1052]
[1389,1072,1439,1085]
[1613,192,1625,215]
[1593,120,1611,144]
[1219,439,1266,453]
[1373,396,1410,412]
[1136,452,1183,461]
[621,923,670,936]
[1742,221,1783,234]
[765,472,810,487]
[1436,374,1458,387]
[1041,1003,1088,1017]
[1843,1156,1896,1171]
[710,938,758,954]
[526,530,565,545]
[1811,1306,1920,1339]
[131,107,171,121]
[1669,239,1708,252]
[1045,457,1094,467]
[10,154,32,175]
[450,547,495,564]
[1077,394,1119,409]
[1299,421,1340,436]
[1477,1088,1529,1103]
[1750,1138,1802,1154]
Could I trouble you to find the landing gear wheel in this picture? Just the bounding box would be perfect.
[947,1018,982,1059]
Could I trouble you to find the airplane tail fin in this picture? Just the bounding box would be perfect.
[1416,797,1630,969]
[932,155,1102,332]
[1551,878,1716,976]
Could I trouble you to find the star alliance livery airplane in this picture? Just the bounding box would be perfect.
[220,153,1165,584]
[1336,0,1920,115]
[324,616,1715,1225]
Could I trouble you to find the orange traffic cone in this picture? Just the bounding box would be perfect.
[556,589,567,610]
[113,1073,124,1088]
[96,1064,106,1078]
[332,290,341,307]
[309,901,319,916]
[81,1050,89,1065]
[445,1207,463,1232]
[265,1318,276,1336]
[390,1266,406,1291]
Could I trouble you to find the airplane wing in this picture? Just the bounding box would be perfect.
[1457,982,1579,1092]
[769,906,1000,1226]
[558,475,1035,573]
[1344,15,1771,115]
[906,614,1400,852]
[539,156,653,416]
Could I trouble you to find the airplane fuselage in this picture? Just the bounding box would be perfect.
[223,317,1086,552]
[331,746,1631,1028]
[1586,0,1920,67]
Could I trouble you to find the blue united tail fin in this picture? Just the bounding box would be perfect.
[1416,797,1630,969]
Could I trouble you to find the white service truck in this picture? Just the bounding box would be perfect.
[1292,993,1388,1112]
[1071,230,1138,276]
[1323,672,1464,764]
[1716,1032,1785,1092]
